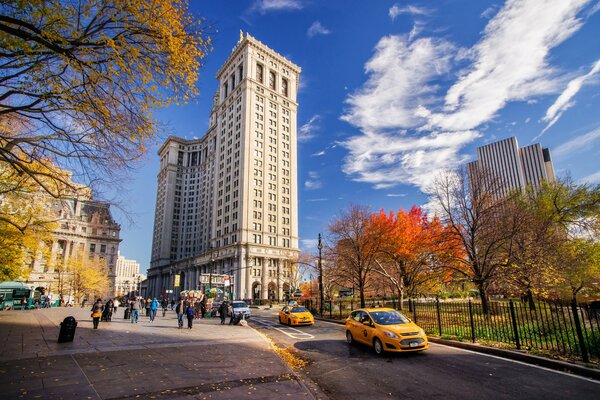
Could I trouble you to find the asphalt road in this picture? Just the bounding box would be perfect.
[249,308,600,400]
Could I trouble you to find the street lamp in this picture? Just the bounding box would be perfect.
[318,233,324,317]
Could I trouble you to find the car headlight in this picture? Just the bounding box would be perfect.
[382,330,399,339]
[419,328,426,336]
[291,315,298,319]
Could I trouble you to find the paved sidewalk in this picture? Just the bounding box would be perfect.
[0,307,315,399]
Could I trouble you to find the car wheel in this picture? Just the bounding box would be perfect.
[373,338,384,355]
[346,331,353,344]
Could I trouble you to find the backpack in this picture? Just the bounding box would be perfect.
[186,306,194,317]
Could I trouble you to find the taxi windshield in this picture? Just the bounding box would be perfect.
[291,306,308,313]
[370,310,410,325]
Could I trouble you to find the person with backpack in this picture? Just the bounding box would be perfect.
[186,301,195,329]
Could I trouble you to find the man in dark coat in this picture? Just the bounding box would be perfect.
[218,301,229,325]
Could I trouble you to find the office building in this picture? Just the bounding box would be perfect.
[114,252,145,296]
[467,136,556,198]
[147,32,300,302]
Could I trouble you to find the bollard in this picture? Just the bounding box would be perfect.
[58,316,77,343]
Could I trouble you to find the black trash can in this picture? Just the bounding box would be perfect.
[124,307,131,320]
[58,316,77,343]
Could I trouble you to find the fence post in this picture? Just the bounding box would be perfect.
[509,300,521,350]
[436,297,442,336]
[468,300,476,343]
[412,299,418,324]
[571,299,590,363]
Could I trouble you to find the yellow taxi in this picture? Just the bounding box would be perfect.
[345,308,428,354]
[278,305,314,326]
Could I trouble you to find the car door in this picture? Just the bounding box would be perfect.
[280,306,289,322]
[358,311,376,345]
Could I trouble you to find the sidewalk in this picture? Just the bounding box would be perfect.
[0,307,315,400]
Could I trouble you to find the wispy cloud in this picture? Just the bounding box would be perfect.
[553,127,600,158]
[536,58,600,139]
[341,0,593,194]
[481,4,500,19]
[250,0,302,14]
[386,193,407,197]
[389,4,431,21]
[307,21,331,38]
[306,198,328,202]
[298,114,320,143]
[304,171,322,190]
[300,239,318,251]
[579,170,600,184]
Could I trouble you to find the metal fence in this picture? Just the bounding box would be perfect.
[301,297,600,363]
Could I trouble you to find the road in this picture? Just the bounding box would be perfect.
[249,308,600,400]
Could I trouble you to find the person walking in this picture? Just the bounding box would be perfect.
[194,299,202,319]
[130,298,140,323]
[186,302,195,329]
[200,296,207,319]
[175,299,185,329]
[228,302,236,325]
[149,298,159,322]
[170,299,175,310]
[218,301,229,325]
[102,298,114,322]
[161,298,168,317]
[145,298,151,317]
[91,299,103,329]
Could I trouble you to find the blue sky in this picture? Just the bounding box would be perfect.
[115,0,600,273]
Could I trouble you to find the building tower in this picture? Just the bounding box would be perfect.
[467,136,556,198]
[147,33,301,302]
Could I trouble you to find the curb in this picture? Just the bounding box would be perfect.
[314,317,600,381]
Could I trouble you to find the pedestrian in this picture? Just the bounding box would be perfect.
[200,296,207,319]
[145,298,151,317]
[149,297,159,322]
[170,299,175,310]
[219,301,228,325]
[194,299,202,319]
[161,298,168,316]
[102,298,113,321]
[113,298,119,313]
[91,299,103,329]
[130,298,140,323]
[175,299,185,329]
[186,302,195,329]
[228,302,235,325]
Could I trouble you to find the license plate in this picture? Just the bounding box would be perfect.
[409,342,418,348]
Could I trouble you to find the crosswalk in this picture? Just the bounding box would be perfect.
[251,317,315,340]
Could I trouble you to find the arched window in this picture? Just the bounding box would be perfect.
[269,71,276,90]
[256,63,263,83]
[281,78,288,97]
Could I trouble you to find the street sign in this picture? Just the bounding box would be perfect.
[224,276,230,287]
[174,275,180,287]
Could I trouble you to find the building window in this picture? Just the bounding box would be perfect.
[256,63,263,83]
[282,78,288,97]
[269,71,276,90]
[90,243,96,253]
[100,244,106,253]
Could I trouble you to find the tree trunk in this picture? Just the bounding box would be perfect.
[478,284,490,315]
[526,288,536,311]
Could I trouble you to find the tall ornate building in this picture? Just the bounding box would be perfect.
[147,33,300,302]
[27,187,121,300]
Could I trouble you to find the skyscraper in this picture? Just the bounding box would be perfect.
[147,33,300,302]
[467,136,556,198]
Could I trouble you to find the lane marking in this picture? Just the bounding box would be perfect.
[252,318,315,340]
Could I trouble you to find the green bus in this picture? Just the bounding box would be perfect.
[0,282,33,310]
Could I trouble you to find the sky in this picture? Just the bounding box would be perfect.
[114,0,600,273]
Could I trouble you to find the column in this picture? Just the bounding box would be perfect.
[260,257,268,301]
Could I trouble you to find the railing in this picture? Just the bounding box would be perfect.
[302,297,600,363]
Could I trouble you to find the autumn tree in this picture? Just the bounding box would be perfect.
[370,206,462,308]
[0,0,211,196]
[67,251,111,303]
[328,204,385,308]
[431,165,517,314]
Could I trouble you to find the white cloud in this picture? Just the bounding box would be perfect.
[298,114,320,143]
[304,171,322,190]
[386,193,407,197]
[306,198,328,202]
[553,127,600,158]
[426,0,589,132]
[300,239,318,251]
[341,35,456,132]
[307,21,331,38]
[579,170,600,184]
[537,58,600,138]
[481,4,499,19]
[251,0,302,14]
[389,4,431,21]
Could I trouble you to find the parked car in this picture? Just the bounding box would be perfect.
[232,300,251,319]
[279,305,314,326]
[345,308,428,355]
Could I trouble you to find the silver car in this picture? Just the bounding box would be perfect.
[232,301,251,319]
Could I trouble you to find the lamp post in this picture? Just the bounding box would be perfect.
[318,233,324,317]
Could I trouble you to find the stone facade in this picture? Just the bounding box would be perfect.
[147,33,300,302]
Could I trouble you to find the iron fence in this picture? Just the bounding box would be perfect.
[301,297,600,363]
